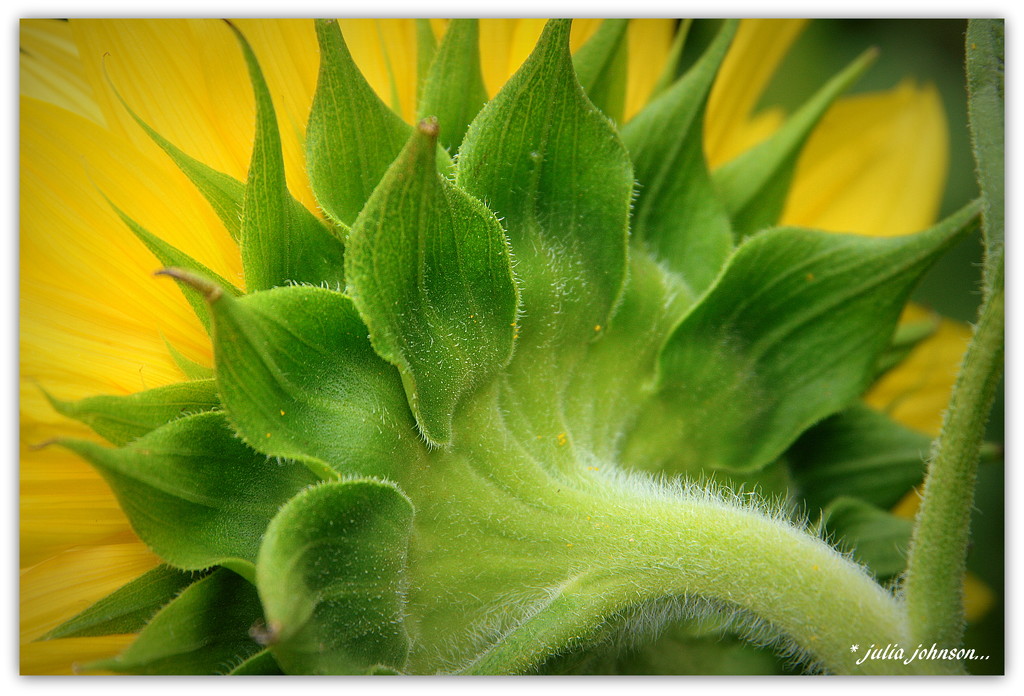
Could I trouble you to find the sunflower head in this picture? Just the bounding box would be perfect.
[21,18,998,676]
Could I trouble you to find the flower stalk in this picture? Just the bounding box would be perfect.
[457,487,924,675]
[903,278,1002,650]
[903,18,1004,652]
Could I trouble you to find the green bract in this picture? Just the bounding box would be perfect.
[46,18,998,675]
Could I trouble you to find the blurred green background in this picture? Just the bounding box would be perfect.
[683,19,1003,674]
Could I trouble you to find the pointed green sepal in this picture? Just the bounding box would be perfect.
[648,19,692,101]
[347,119,519,445]
[415,19,439,105]
[107,74,245,242]
[179,275,422,477]
[256,479,414,675]
[572,19,629,123]
[228,21,346,291]
[418,20,488,152]
[788,403,931,513]
[44,379,219,446]
[713,48,878,236]
[58,411,322,571]
[106,200,241,333]
[163,336,215,380]
[648,202,979,473]
[41,565,206,640]
[306,19,413,228]
[622,19,737,294]
[457,19,633,350]
[85,568,264,675]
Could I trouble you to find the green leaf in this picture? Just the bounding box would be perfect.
[228,649,284,675]
[229,22,346,291]
[87,568,264,675]
[418,19,488,152]
[821,497,914,580]
[639,202,978,474]
[572,19,629,123]
[108,200,241,334]
[713,48,876,236]
[306,19,412,229]
[256,479,414,675]
[622,19,737,294]
[45,379,219,446]
[347,120,519,445]
[41,565,205,640]
[788,403,931,513]
[59,411,322,575]
[182,277,422,478]
[966,19,1004,258]
[457,19,633,352]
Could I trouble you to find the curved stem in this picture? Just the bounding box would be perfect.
[415,386,968,676]
[459,485,949,675]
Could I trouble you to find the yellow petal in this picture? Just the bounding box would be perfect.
[21,542,160,645]
[507,19,550,88]
[706,18,808,167]
[20,440,135,568]
[20,19,104,124]
[70,19,319,211]
[781,81,948,236]
[865,304,971,437]
[477,19,602,99]
[21,635,139,675]
[21,25,325,675]
[569,19,602,51]
[624,19,676,121]
[428,18,448,42]
[21,97,224,408]
[370,19,420,122]
[962,571,995,623]
[478,19,521,97]
[339,19,419,122]
[891,487,922,519]
[71,20,252,181]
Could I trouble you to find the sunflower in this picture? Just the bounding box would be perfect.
[20,18,987,675]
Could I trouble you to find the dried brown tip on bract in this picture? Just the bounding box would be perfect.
[418,116,440,139]
[155,267,223,302]
[29,438,60,451]
[249,619,282,646]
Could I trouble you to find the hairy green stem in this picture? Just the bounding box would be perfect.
[408,382,960,675]
[903,18,1004,654]
[903,272,1003,649]
[457,485,943,675]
